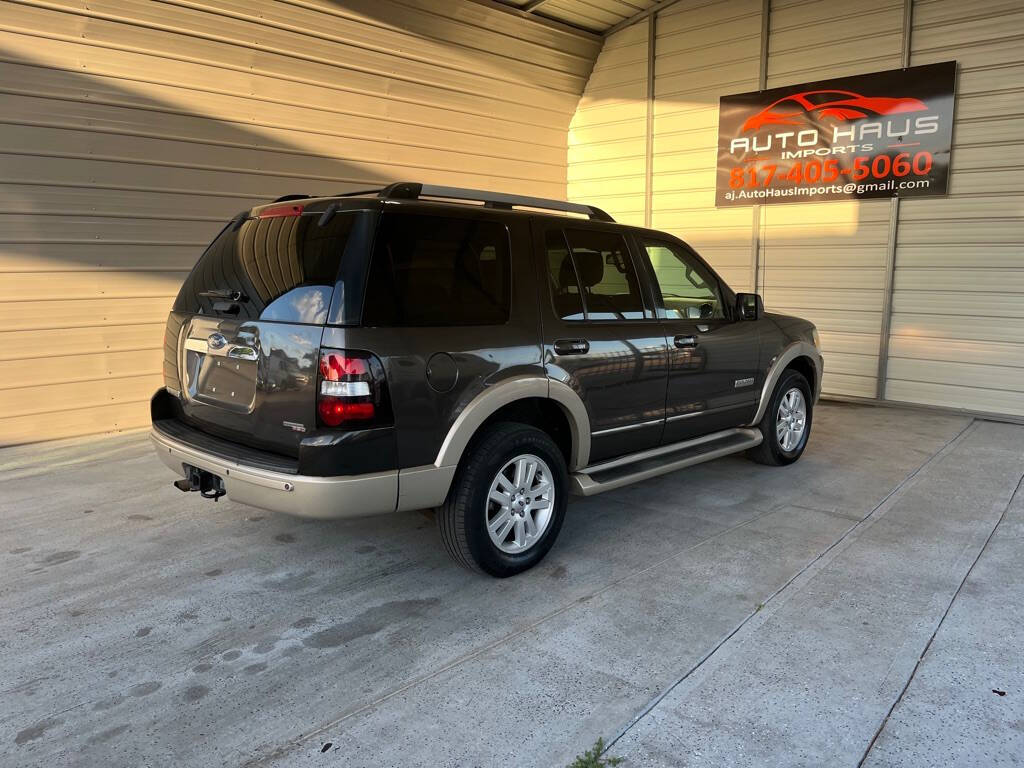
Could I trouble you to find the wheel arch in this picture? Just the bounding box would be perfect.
[434,377,590,472]
[746,341,822,426]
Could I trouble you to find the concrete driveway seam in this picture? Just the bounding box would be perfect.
[602,417,978,757]
[856,470,1024,767]
[242,504,791,767]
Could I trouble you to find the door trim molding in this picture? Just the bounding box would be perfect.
[591,417,663,436]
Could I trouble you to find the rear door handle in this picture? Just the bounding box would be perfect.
[553,338,590,356]
[674,334,698,349]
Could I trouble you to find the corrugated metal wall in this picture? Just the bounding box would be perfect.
[0,0,600,445]
[568,20,649,226]
[760,0,904,399]
[885,0,1024,415]
[569,0,1024,418]
[653,0,760,293]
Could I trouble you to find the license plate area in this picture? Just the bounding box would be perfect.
[181,324,258,413]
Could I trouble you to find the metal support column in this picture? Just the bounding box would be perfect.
[644,13,656,229]
[875,0,914,400]
[750,0,770,294]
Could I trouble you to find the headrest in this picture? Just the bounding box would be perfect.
[572,250,604,288]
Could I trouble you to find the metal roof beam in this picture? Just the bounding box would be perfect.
[603,0,687,37]
[464,0,602,41]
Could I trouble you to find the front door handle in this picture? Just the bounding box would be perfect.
[674,334,698,349]
[553,338,590,356]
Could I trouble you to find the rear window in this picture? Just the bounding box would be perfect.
[173,211,357,324]
[362,212,511,327]
[560,229,648,321]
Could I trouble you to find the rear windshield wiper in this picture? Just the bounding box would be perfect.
[199,288,249,302]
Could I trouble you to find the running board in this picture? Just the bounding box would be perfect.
[570,428,762,496]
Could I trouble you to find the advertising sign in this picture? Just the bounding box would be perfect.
[716,61,956,206]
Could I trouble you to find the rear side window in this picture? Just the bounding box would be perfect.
[173,212,356,324]
[553,229,648,321]
[362,212,511,326]
[546,229,585,321]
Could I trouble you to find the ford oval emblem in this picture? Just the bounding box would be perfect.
[207,333,228,350]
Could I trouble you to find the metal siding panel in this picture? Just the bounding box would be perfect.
[642,1,760,291]
[568,23,649,226]
[906,0,1024,378]
[0,0,596,444]
[752,0,905,398]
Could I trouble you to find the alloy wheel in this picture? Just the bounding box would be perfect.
[776,387,807,452]
[485,454,555,554]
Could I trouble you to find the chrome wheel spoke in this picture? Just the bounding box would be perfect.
[513,518,526,548]
[523,460,538,490]
[489,489,511,507]
[488,508,512,533]
[531,480,552,497]
[513,458,527,489]
[493,516,515,543]
[523,510,538,537]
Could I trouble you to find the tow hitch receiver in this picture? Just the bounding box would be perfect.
[174,464,226,501]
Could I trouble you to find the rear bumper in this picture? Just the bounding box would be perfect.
[151,427,398,519]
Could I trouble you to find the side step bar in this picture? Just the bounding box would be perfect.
[570,428,763,496]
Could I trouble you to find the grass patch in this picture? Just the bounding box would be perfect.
[567,737,624,767]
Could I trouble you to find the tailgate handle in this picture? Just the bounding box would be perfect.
[227,345,258,361]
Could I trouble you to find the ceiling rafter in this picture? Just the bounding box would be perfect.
[464,0,603,41]
[603,0,688,37]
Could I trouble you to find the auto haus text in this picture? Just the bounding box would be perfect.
[729,114,941,158]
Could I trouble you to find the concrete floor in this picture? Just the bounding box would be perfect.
[1,402,1022,768]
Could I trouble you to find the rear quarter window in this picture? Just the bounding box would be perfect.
[362,212,511,327]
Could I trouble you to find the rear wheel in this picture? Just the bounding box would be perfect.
[438,422,568,577]
[747,369,813,466]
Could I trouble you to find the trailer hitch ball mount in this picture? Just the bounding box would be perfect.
[173,464,226,501]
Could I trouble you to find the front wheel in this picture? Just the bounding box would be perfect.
[747,369,813,466]
[438,422,568,577]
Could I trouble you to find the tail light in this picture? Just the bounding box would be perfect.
[316,349,392,429]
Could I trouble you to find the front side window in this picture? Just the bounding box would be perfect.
[558,229,647,321]
[363,212,511,326]
[642,239,725,320]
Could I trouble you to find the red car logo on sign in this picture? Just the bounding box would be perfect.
[742,89,929,132]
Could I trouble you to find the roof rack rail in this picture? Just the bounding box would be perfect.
[272,194,312,203]
[375,182,615,222]
[334,188,386,197]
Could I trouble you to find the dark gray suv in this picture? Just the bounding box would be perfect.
[152,182,822,576]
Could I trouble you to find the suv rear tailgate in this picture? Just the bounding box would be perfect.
[162,203,369,456]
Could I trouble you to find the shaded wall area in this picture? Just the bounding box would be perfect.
[0,0,601,444]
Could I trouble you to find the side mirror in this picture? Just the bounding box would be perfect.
[736,293,763,321]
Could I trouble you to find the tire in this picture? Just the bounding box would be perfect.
[747,369,813,466]
[438,422,568,577]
